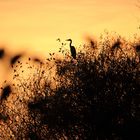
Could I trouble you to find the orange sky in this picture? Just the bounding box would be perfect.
[0,0,140,55]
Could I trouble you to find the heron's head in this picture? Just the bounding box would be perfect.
[66,39,72,42]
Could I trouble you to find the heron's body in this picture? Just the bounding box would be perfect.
[66,39,76,59]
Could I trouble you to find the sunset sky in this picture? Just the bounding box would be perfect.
[0,0,140,55]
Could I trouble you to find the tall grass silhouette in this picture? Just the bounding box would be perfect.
[0,33,140,140]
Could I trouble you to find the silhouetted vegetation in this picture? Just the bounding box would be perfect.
[0,33,140,139]
[0,85,12,101]
[10,54,23,67]
[0,49,5,59]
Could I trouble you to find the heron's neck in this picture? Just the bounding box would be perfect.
[70,40,72,46]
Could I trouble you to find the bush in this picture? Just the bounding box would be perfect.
[0,34,140,140]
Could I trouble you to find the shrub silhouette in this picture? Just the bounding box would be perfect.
[0,85,12,101]
[10,54,23,67]
[0,48,5,59]
[0,34,140,140]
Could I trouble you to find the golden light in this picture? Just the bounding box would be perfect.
[0,0,140,82]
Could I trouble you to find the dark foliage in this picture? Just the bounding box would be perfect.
[0,34,140,140]
[135,44,140,52]
[0,49,5,59]
[1,85,12,101]
[10,54,22,66]
[25,36,140,139]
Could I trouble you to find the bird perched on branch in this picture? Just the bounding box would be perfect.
[66,39,76,59]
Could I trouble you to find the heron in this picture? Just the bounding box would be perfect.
[66,39,76,59]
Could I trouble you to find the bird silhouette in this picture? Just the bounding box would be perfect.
[66,39,76,59]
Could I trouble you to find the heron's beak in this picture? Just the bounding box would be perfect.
[65,39,69,41]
